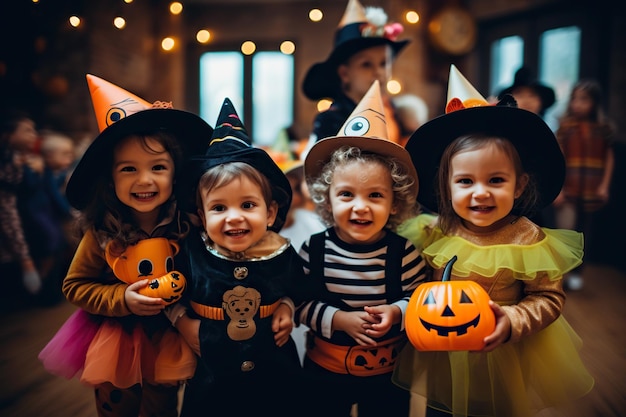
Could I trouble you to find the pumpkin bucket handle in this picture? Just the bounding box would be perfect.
[442,255,458,282]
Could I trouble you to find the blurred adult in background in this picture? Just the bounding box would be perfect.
[302,0,411,150]
[553,79,616,290]
[498,66,556,121]
[39,130,78,296]
[0,109,42,296]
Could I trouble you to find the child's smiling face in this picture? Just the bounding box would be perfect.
[449,141,524,232]
[112,135,175,220]
[199,175,277,254]
[328,159,396,245]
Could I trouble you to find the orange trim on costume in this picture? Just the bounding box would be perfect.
[306,335,406,377]
[191,299,281,320]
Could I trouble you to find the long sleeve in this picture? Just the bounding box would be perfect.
[62,229,131,316]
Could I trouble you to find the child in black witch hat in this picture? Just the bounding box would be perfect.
[393,65,593,417]
[169,98,311,417]
[302,0,411,148]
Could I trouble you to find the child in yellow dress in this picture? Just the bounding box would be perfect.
[393,65,594,417]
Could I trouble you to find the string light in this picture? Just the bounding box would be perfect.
[113,17,126,29]
[69,16,81,28]
[280,41,295,55]
[309,8,323,22]
[405,10,420,24]
[387,79,402,95]
[162,37,176,51]
[317,99,332,112]
[196,30,211,44]
[241,41,256,55]
[170,2,183,15]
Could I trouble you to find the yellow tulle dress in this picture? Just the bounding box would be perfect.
[393,214,594,417]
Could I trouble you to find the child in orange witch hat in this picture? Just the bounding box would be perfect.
[38,74,213,417]
[298,80,428,416]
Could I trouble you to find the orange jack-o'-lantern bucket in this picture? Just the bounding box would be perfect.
[105,237,179,284]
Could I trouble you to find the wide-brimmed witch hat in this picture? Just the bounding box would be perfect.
[497,66,556,115]
[405,64,564,213]
[188,98,292,232]
[66,74,213,210]
[302,0,409,101]
[305,80,418,197]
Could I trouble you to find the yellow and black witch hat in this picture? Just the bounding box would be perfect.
[188,98,292,232]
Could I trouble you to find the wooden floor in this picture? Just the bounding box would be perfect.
[1,263,625,417]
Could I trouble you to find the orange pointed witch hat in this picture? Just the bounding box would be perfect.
[304,80,418,197]
[65,74,213,210]
[404,64,564,212]
[86,74,152,132]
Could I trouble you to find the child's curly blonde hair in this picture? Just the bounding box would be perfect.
[308,146,418,231]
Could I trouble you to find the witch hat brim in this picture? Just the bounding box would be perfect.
[66,75,213,210]
[187,98,292,232]
[305,80,418,197]
[406,105,564,213]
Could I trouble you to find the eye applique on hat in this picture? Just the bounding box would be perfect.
[65,74,213,211]
[304,80,418,197]
[87,74,155,131]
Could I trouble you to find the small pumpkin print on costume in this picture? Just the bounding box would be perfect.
[406,256,496,351]
[223,285,261,341]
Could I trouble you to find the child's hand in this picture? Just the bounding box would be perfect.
[363,304,400,338]
[480,301,511,352]
[124,279,166,316]
[272,303,294,347]
[332,310,378,347]
[176,314,201,356]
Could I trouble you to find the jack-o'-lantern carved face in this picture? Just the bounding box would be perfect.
[406,255,495,351]
[138,271,186,305]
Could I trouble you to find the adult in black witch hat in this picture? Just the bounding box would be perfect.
[302,0,411,147]
[497,66,556,117]
[175,97,313,417]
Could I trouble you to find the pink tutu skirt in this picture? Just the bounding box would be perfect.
[38,308,101,379]
[80,317,196,388]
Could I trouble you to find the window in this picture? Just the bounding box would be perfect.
[489,26,580,131]
[199,50,294,147]
[490,35,524,97]
[540,26,581,128]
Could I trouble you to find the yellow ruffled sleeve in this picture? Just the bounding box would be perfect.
[397,213,438,251]
[422,227,583,280]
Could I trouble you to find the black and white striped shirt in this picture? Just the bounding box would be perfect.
[297,227,427,344]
